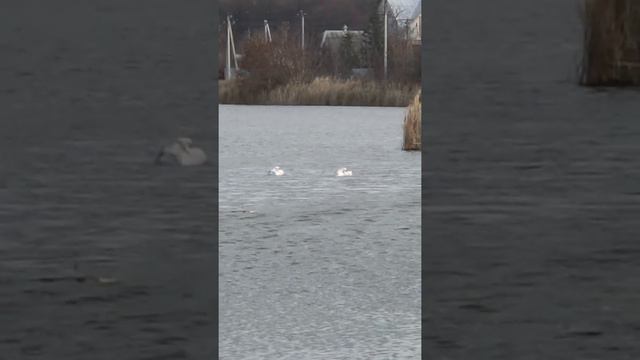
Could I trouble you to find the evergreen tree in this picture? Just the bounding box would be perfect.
[361,0,384,78]
[339,32,360,77]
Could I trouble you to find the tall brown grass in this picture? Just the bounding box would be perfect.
[580,0,640,86]
[402,90,421,151]
[219,77,418,107]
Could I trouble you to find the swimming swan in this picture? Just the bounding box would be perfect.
[155,137,207,166]
[268,166,285,176]
[336,167,353,176]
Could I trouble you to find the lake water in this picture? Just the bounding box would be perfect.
[424,0,640,358]
[1,1,217,358]
[219,105,421,359]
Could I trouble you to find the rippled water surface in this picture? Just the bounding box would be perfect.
[219,105,421,359]
[424,0,640,358]
[1,1,216,358]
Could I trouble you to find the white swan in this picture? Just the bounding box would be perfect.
[155,137,207,166]
[336,167,353,177]
[268,166,285,176]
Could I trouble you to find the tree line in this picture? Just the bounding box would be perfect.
[219,0,420,99]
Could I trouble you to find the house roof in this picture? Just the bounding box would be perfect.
[320,29,365,48]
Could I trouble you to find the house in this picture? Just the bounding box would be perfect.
[379,0,421,43]
[408,2,421,43]
[320,25,367,76]
[320,25,365,54]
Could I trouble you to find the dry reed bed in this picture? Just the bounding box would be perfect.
[219,77,418,107]
[402,90,421,151]
[219,79,243,103]
[581,0,640,86]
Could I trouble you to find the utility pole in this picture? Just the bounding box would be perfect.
[264,20,268,42]
[230,20,238,70]
[299,10,305,50]
[225,15,238,80]
[384,0,388,80]
[264,20,272,43]
[226,15,232,80]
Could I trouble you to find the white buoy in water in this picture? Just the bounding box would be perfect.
[336,167,353,176]
[155,137,207,166]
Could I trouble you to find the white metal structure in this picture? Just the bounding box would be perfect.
[264,20,272,43]
[225,15,239,80]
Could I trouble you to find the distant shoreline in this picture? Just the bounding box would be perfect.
[219,77,419,107]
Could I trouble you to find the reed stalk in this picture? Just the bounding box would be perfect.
[580,0,640,86]
[402,90,421,151]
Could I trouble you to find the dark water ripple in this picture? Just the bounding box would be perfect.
[1,0,216,358]
[424,0,640,358]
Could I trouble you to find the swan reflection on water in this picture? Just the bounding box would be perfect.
[155,137,207,166]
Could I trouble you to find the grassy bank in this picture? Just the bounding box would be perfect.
[402,90,421,151]
[219,77,419,107]
[580,0,640,86]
